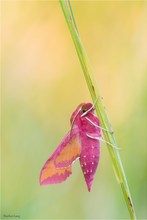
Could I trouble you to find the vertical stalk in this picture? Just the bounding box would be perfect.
[59,1,136,219]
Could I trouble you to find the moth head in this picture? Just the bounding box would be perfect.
[70,102,94,125]
[81,103,94,114]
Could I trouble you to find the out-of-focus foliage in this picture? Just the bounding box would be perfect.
[2,1,147,219]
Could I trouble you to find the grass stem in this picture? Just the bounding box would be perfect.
[59,1,136,219]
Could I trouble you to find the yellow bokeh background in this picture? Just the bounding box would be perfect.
[2,1,147,219]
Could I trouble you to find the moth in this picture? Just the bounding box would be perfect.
[40,102,105,192]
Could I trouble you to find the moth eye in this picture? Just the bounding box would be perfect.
[81,104,88,113]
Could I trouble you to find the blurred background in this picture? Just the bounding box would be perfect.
[2,1,147,219]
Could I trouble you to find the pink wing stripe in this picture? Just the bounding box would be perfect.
[41,169,72,185]
[55,155,79,169]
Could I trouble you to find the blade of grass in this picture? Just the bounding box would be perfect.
[59,1,136,219]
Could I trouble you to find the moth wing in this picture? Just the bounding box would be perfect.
[40,128,81,185]
[55,129,81,168]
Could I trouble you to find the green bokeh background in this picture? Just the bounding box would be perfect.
[2,1,147,219]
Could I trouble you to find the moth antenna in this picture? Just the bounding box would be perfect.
[85,116,114,134]
[70,108,81,138]
[92,96,99,108]
[86,133,120,150]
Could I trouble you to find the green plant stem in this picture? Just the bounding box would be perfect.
[59,1,136,219]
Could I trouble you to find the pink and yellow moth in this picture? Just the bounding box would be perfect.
[40,102,103,192]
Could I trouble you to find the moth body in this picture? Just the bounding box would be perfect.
[40,102,101,191]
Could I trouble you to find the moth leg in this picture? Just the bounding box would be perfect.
[86,133,120,150]
[85,117,114,134]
